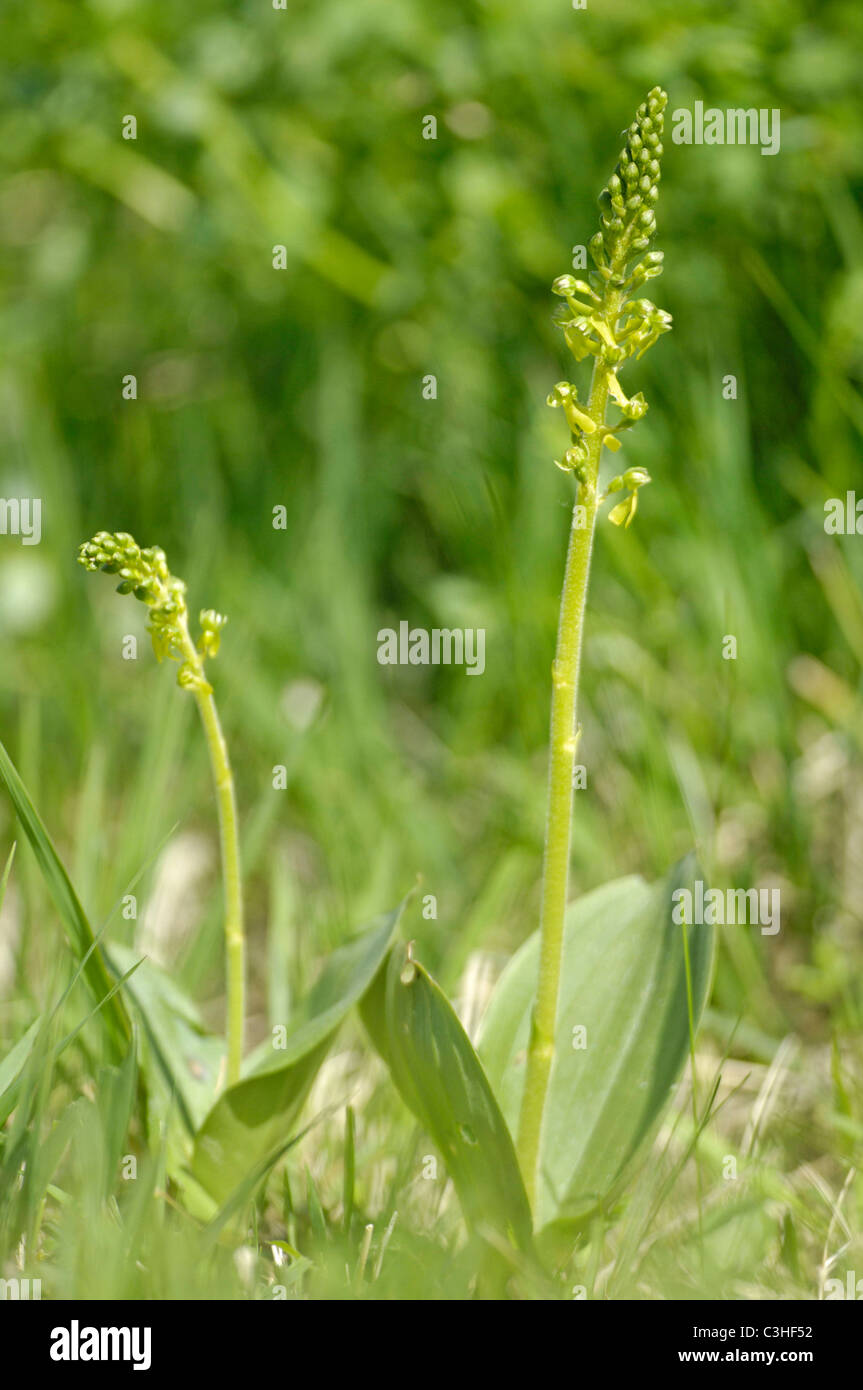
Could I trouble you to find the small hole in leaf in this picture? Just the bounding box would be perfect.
[458,1123,478,1146]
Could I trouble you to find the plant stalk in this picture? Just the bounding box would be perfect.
[517,325,619,1211]
[515,86,669,1215]
[178,621,245,1088]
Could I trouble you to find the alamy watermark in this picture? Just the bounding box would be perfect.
[0,1277,41,1299]
[50,1320,151,1371]
[823,1270,862,1300]
[0,497,41,545]
[377,622,485,675]
[824,492,863,534]
[672,880,780,935]
[671,102,780,157]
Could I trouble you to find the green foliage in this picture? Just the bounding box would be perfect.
[188,905,403,1214]
[0,1020,40,1127]
[95,1042,138,1201]
[109,943,226,1136]
[361,942,533,1257]
[0,740,131,1059]
[479,864,714,1232]
[0,0,861,1303]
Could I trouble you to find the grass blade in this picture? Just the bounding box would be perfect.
[0,740,130,1058]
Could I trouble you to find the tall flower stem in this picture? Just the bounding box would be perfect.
[515,88,670,1212]
[516,356,609,1209]
[177,621,245,1088]
[77,531,246,1088]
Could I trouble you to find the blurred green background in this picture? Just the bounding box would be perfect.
[1,0,862,1297]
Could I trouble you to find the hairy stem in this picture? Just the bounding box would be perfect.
[517,298,622,1211]
[178,621,245,1087]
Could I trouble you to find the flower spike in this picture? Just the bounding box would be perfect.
[77,529,245,1085]
[78,531,227,687]
[546,87,672,527]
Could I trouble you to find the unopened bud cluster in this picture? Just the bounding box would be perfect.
[78,531,227,688]
[595,86,667,272]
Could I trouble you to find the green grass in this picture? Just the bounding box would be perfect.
[1,0,862,1299]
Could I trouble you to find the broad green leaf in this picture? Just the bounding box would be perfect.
[361,944,533,1254]
[477,859,715,1232]
[0,741,130,1058]
[186,903,404,1214]
[109,944,225,1137]
[202,1127,311,1247]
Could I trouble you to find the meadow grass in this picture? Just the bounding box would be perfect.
[1,0,862,1298]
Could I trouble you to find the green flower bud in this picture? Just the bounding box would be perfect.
[198,608,228,660]
[594,88,667,276]
[77,530,228,688]
[589,232,608,269]
[554,441,590,481]
[178,662,212,695]
[624,250,664,293]
[647,86,665,114]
